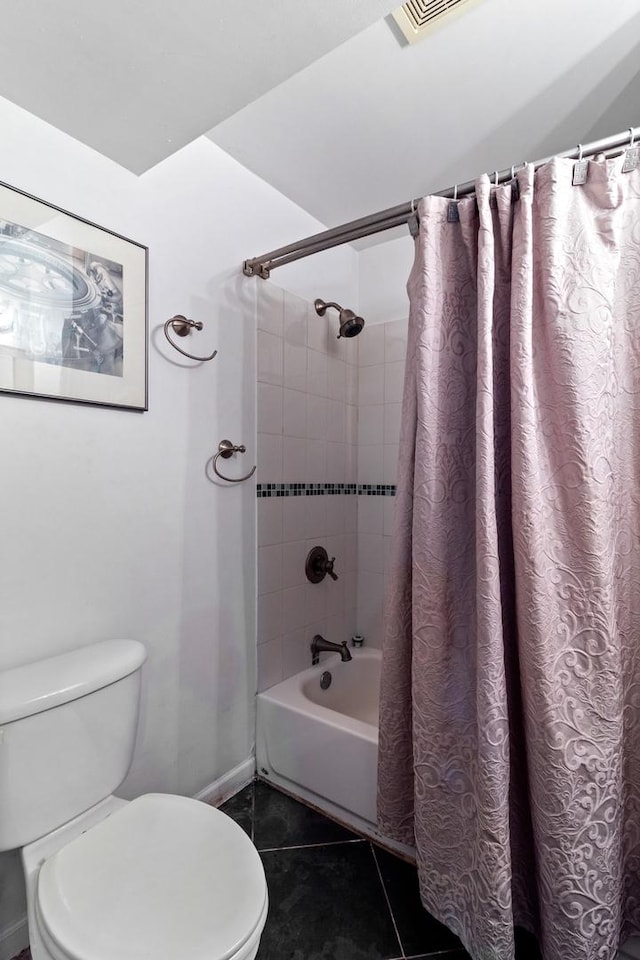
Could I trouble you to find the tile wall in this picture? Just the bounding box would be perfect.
[256,284,359,690]
[356,317,408,648]
[256,281,408,690]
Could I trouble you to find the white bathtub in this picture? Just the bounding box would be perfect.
[256,648,381,832]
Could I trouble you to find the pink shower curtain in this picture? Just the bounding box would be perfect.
[378,157,640,960]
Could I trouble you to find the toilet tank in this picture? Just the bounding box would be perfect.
[0,639,146,852]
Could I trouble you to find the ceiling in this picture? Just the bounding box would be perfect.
[209,0,640,241]
[0,0,397,173]
[1,0,640,248]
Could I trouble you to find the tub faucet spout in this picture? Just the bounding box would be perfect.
[311,634,352,666]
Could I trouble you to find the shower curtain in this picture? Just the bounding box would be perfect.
[378,157,640,960]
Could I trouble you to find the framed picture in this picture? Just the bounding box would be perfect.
[0,180,148,410]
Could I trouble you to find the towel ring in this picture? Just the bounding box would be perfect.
[164,315,218,362]
[213,439,256,483]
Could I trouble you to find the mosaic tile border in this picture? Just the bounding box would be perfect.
[257,482,396,498]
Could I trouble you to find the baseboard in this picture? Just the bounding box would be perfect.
[193,756,255,806]
[0,912,28,960]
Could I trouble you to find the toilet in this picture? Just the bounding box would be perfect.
[0,639,268,960]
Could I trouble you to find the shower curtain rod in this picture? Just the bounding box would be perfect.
[242,125,639,279]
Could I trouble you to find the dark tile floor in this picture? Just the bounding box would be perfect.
[11,779,541,960]
[221,779,470,960]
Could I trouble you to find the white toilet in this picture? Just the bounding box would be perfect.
[0,639,268,960]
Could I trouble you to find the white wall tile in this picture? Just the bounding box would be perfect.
[346,404,358,445]
[383,496,397,537]
[282,539,308,589]
[383,402,402,445]
[326,400,346,443]
[326,441,347,482]
[358,495,384,535]
[283,436,307,482]
[308,349,328,398]
[307,396,328,440]
[326,575,345,618]
[306,582,328,624]
[282,496,308,542]
[344,530,357,570]
[358,404,384,446]
[306,439,326,481]
[308,308,331,354]
[283,388,307,438]
[341,334,359,368]
[257,433,283,483]
[282,584,308,632]
[305,495,327,539]
[346,364,358,405]
[358,532,385,575]
[258,382,283,435]
[258,543,283,596]
[384,317,409,363]
[283,341,307,392]
[382,535,394,580]
[257,637,283,692]
[358,443,383,484]
[257,330,283,386]
[258,590,283,644]
[358,322,386,367]
[257,283,284,337]
[358,363,384,405]
[346,443,358,483]
[357,570,384,648]
[258,498,283,546]
[284,290,308,346]
[384,360,405,403]
[281,628,311,680]
[324,495,347,537]
[383,443,399,485]
[327,357,347,402]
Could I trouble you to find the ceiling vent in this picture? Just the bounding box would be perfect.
[391,0,484,44]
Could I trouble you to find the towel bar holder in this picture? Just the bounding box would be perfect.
[164,315,218,362]
[213,440,256,483]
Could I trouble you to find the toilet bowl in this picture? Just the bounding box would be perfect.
[24,794,267,960]
[0,639,268,960]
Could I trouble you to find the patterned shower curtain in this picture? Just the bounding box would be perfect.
[378,157,640,960]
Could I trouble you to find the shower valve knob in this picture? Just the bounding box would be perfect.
[306,545,339,584]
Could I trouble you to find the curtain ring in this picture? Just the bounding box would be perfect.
[494,170,499,186]
[577,144,583,161]
[630,127,636,147]
[453,183,458,201]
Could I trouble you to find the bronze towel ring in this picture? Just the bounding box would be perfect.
[164,315,218,362]
[213,440,256,483]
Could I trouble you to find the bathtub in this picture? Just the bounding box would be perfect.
[256,648,381,833]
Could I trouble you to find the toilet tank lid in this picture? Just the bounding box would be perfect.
[0,639,146,724]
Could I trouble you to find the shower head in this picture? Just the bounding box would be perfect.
[314,298,365,338]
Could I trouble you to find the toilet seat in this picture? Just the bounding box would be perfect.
[35,793,268,960]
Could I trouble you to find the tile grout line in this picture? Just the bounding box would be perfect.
[258,838,367,854]
[371,841,406,960]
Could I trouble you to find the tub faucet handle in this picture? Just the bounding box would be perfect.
[326,556,338,581]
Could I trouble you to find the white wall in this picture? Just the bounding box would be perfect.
[358,234,413,326]
[0,95,356,959]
